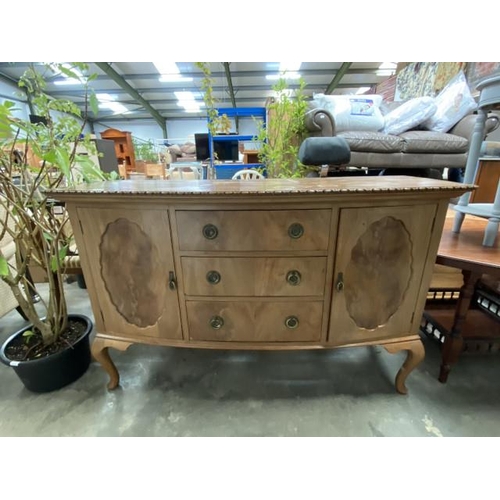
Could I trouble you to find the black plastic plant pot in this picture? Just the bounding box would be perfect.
[0,314,93,393]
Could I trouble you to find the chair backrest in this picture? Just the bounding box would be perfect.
[231,169,265,180]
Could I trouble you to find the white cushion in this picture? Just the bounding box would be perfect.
[313,93,384,132]
[383,97,437,135]
[423,71,477,133]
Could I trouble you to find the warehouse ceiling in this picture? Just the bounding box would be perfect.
[0,62,397,125]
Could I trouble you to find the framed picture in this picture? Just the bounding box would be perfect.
[466,62,500,93]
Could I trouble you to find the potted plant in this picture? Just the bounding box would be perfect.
[0,63,106,392]
[133,137,158,164]
[254,78,309,178]
[195,62,232,136]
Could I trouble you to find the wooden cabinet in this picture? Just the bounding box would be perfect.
[329,204,436,345]
[75,207,182,340]
[55,177,473,394]
[100,128,136,173]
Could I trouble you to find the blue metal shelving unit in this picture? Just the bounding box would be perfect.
[208,107,266,179]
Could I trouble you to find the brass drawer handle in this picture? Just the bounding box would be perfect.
[209,315,224,330]
[288,222,304,239]
[206,270,221,285]
[202,223,218,240]
[285,316,299,329]
[168,271,176,291]
[336,272,344,292]
[286,270,301,286]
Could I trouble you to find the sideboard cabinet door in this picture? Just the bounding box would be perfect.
[329,204,437,345]
[76,207,182,340]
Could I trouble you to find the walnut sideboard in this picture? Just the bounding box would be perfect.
[52,176,473,394]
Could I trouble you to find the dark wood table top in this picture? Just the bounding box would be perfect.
[437,208,500,275]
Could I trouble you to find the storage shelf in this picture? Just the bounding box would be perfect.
[208,107,267,178]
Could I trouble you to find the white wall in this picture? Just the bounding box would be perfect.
[93,120,163,142]
[167,119,207,143]
[93,115,261,145]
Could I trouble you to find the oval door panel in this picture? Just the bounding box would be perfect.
[99,218,165,328]
[344,216,412,330]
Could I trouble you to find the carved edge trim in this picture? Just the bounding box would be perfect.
[51,184,475,196]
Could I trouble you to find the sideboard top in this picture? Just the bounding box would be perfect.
[51,176,473,200]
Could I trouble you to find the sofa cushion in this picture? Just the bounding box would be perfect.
[313,94,384,132]
[382,97,437,135]
[339,131,404,153]
[422,70,477,132]
[399,131,469,153]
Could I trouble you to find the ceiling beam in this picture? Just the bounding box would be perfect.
[31,68,388,82]
[0,71,20,88]
[222,63,237,108]
[47,81,376,98]
[222,62,239,132]
[325,62,353,94]
[94,62,167,138]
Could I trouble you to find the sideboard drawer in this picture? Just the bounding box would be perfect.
[176,210,331,252]
[182,257,327,297]
[186,301,323,342]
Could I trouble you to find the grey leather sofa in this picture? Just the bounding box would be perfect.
[304,107,499,177]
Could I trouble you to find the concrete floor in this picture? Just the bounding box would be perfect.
[0,281,499,437]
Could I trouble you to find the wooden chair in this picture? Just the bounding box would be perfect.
[231,169,265,180]
[118,163,129,179]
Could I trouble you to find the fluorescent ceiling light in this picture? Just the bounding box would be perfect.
[159,75,193,83]
[279,62,301,72]
[96,93,117,102]
[51,63,86,86]
[174,91,202,112]
[96,94,128,114]
[174,91,195,101]
[154,62,193,83]
[53,78,81,86]
[377,62,397,76]
[266,62,302,80]
[154,62,179,75]
[355,87,371,94]
[266,72,301,81]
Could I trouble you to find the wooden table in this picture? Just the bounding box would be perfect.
[426,209,500,383]
[453,75,500,246]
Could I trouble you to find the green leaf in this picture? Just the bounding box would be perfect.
[89,92,99,116]
[75,155,106,182]
[0,255,9,276]
[59,244,68,262]
[50,244,68,272]
[54,146,70,179]
[22,330,35,339]
[58,66,80,80]
[43,149,58,165]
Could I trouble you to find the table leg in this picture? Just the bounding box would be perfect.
[384,338,425,395]
[439,269,482,383]
[483,181,500,247]
[91,336,133,390]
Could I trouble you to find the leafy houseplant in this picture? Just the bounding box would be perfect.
[133,137,158,163]
[254,78,309,178]
[0,63,105,391]
[195,62,232,136]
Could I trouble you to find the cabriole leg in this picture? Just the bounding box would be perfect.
[91,337,132,390]
[384,339,425,395]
